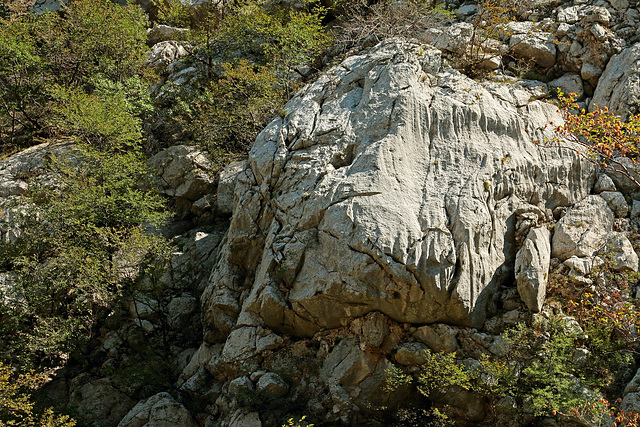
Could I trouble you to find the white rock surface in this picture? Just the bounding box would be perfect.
[202,39,595,337]
[552,195,614,260]
[68,379,135,427]
[602,232,639,272]
[147,25,189,46]
[515,227,551,312]
[591,43,640,119]
[593,174,617,193]
[217,160,247,216]
[510,32,557,68]
[548,73,584,99]
[600,191,629,218]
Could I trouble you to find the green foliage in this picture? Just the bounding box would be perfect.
[503,320,591,416]
[414,350,471,398]
[156,0,330,158]
[282,415,314,427]
[173,61,281,166]
[0,362,76,426]
[0,0,149,152]
[0,147,169,368]
[50,86,142,151]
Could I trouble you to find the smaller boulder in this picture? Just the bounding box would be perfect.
[413,324,459,353]
[549,73,584,100]
[552,195,614,260]
[256,372,288,398]
[147,25,189,46]
[593,174,617,193]
[394,342,429,366]
[148,145,215,202]
[515,227,551,313]
[117,392,196,427]
[600,232,639,272]
[599,191,629,218]
[632,200,640,219]
[510,32,557,68]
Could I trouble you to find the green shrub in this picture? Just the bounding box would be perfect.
[0,147,169,368]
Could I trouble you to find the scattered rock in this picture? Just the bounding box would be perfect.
[117,392,196,427]
[593,174,617,193]
[147,25,189,46]
[395,342,430,365]
[549,73,584,99]
[148,145,216,201]
[601,232,639,271]
[68,378,135,427]
[413,324,460,353]
[510,32,557,68]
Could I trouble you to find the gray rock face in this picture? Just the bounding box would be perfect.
[117,392,196,427]
[147,25,189,46]
[31,0,64,13]
[593,174,617,193]
[515,227,551,313]
[395,342,430,365]
[256,372,288,398]
[68,379,135,427]
[622,367,640,412]
[510,32,557,68]
[217,160,247,216]
[602,232,639,272]
[552,195,614,260]
[600,191,629,217]
[548,73,584,99]
[591,43,640,119]
[202,39,595,338]
[148,145,215,201]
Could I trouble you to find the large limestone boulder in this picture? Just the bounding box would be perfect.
[552,195,614,260]
[202,39,595,339]
[591,43,640,119]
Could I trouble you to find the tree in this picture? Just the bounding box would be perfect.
[0,146,170,369]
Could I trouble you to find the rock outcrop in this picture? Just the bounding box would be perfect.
[201,38,595,343]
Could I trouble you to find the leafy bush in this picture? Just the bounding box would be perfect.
[0,147,169,368]
[0,361,76,426]
[0,0,149,152]
[155,0,330,159]
[544,91,640,189]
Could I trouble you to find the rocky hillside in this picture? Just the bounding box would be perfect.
[3,0,640,425]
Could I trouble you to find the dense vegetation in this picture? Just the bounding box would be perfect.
[0,0,328,423]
